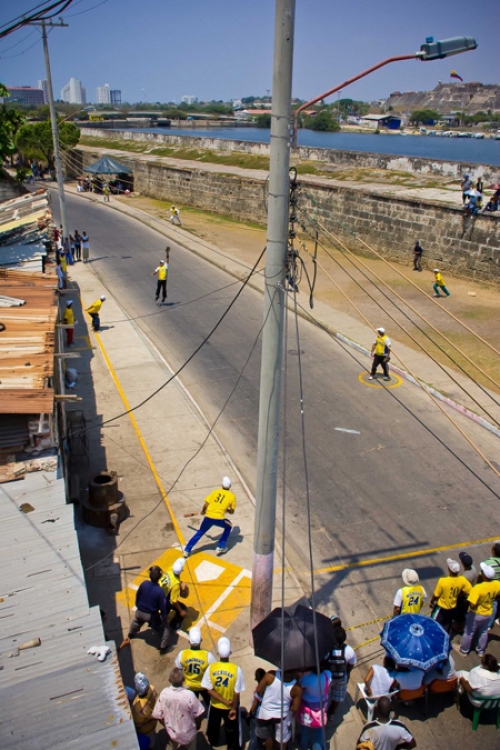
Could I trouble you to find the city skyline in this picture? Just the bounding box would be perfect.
[0,0,498,105]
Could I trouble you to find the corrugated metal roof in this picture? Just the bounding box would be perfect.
[0,269,57,414]
[0,472,138,749]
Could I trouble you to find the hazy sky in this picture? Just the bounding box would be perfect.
[0,0,498,104]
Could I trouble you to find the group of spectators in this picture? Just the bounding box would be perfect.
[461,174,500,216]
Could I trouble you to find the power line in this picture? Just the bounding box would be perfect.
[0,0,74,38]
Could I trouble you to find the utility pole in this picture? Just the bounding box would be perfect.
[39,19,69,243]
[251,0,296,629]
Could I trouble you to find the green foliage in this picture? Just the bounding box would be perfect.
[255,113,271,128]
[163,109,187,119]
[16,120,80,167]
[0,82,26,172]
[409,109,440,125]
[303,110,340,132]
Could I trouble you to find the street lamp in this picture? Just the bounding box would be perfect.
[291,36,477,148]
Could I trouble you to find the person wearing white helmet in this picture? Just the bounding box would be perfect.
[151,257,169,304]
[175,626,216,699]
[85,295,107,332]
[369,327,391,381]
[160,557,189,636]
[201,637,245,750]
[183,477,236,558]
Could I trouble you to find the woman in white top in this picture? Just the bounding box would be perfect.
[458,653,500,707]
[364,657,398,697]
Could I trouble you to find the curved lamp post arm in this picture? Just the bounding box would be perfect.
[292,53,418,148]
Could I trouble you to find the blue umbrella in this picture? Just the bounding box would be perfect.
[381,614,449,671]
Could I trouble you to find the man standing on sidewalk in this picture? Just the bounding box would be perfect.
[86,295,106,332]
[201,637,245,750]
[392,569,427,616]
[183,477,236,557]
[455,563,500,657]
[369,327,391,382]
[81,231,90,263]
[412,240,423,272]
[433,269,451,298]
[151,259,168,303]
[175,626,216,700]
[152,668,205,750]
[430,558,472,633]
[63,300,76,347]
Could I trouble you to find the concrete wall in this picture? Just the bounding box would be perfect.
[70,148,500,283]
[79,128,498,181]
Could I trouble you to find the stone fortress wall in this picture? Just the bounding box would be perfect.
[71,133,500,283]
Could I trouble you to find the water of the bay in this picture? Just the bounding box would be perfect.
[129,127,500,167]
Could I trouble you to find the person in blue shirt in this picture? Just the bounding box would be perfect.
[119,565,174,654]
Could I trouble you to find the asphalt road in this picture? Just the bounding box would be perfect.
[58,193,500,628]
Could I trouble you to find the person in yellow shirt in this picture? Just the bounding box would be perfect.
[129,672,158,746]
[160,558,188,632]
[369,326,391,381]
[183,477,236,557]
[86,295,106,332]
[201,637,245,750]
[456,563,500,657]
[151,258,169,303]
[432,269,450,298]
[430,558,472,633]
[175,626,216,698]
[392,569,427,616]
[62,300,76,347]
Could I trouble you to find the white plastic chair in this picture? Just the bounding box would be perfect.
[355,683,399,721]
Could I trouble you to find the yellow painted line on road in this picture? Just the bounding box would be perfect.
[358,372,403,388]
[313,535,499,576]
[93,330,185,546]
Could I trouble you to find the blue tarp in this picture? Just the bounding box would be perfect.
[83,156,132,174]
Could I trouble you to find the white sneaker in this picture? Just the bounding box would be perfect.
[183,550,190,559]
[216,547,228,556]
[368,375,373,380]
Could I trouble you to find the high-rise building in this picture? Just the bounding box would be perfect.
[110,90,122,106]
[60,78,86,105]
[181,95,197,105]
[38,79,49,105]
[5,86,44,106]
[96,83,111,105]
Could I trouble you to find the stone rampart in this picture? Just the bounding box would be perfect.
[70,147,500,283]
[79,127,498,181]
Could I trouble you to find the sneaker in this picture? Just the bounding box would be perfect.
[383,377,391,381]
[183,550,190,559]
[495,619,500,627]
[433,294,441,298]
[368,375,374,380]
[216,546,228,556]
[452,643,468,656]
[476,650,485,657]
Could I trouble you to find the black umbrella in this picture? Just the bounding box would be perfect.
[252,602,336,671]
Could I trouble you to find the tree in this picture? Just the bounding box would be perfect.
[303,110,340,132]
[0,83,26,179]
[16,120,80,169]
[255,113,271,128]
[409,109,440,126]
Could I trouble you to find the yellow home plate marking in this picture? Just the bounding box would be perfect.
[116,548,251,643]
[359,372,402,388]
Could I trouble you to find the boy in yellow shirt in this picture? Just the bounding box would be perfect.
[432,269,450,298]
[430,558,472,632]
[183,477,236,557]
[456,562,500,656]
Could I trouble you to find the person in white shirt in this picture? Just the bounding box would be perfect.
[201,637,245,750]
[458,653,500,707]
[358,696,416,750]
[152,668,204,750]
[364,657,399,698]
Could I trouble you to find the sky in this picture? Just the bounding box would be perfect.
[0,0,498,105]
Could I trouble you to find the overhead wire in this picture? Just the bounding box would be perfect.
[297,211,500,429]
[0,0,74,38]
[298,205,500,402]
[302,188,500,360]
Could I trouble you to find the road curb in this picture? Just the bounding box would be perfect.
[68,187,500,441]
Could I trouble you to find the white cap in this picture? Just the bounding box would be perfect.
[433,269,440,273]
[377,327,385,334]
[189,627,202,645]
[402,569,419,585]
[447,558,460,573]
[172,558,185,575]
[222,476,231,489]
[100,295,107,301]
[159,259,165,263]
[480,562,496,579]
[66,300,73,306]
[218,637,231,658]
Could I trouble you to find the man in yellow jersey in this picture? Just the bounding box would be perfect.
[175,626,216,701]
[432,269,451,298]
[62,300,76,347]
[160,558,189,635]
[392,569,427,617]
[369,326,391,381]
[183,477,236,557]
[430,558,472,633]
[201,637,245,750]
[455,563,500,657]
[151,258,169,303]
[129,672,158,747]
[86,295,106,332]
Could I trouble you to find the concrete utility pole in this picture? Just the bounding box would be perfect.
[40,19,69,243]
[251,0,296,629]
